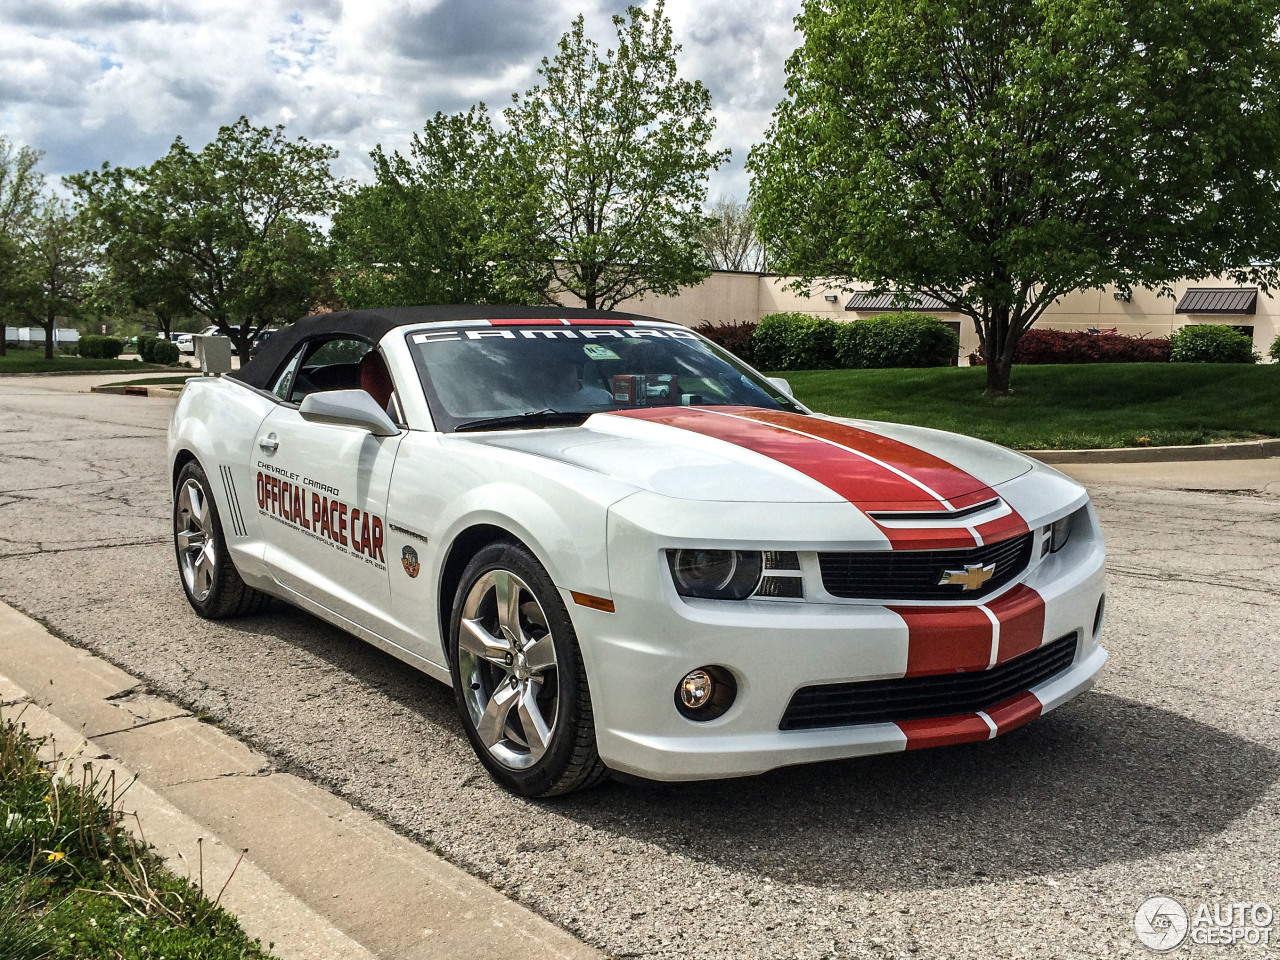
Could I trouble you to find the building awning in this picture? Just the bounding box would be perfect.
[1174,287,1258,315]
[845,291,953,313]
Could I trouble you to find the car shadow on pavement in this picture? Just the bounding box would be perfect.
[215,609,1277,892]
[552,692,1279,891]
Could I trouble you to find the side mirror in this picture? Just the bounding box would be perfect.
[299,390,399,437]
[766,376,793,397]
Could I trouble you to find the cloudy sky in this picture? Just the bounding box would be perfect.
[0,0,804,201]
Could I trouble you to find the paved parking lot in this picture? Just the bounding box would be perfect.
[1,375,1276,959]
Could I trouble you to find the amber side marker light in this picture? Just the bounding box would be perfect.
[571,591,616,613]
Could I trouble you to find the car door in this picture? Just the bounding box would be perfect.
[253,338,405,634]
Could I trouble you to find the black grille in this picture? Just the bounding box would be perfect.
[779,632,1078,731]
[819,532,1034,601]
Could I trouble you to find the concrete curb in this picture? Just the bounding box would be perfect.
[0,367,191,378]
[90,383,186,397]
[1026,437,1280,464]
[0,601,601,960]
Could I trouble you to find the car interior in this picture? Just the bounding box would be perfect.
[271,337,402,423]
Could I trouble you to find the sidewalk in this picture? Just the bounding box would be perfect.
[1052,456,1280,496]
[0,601,600,960]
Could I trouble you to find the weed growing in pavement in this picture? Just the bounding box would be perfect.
[0,705,277,959]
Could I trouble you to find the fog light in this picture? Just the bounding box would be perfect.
[674,665,738,721]
[679,669,714,709]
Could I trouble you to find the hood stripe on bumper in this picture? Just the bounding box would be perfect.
[892,583,1047,678]
[891,585,1048,747]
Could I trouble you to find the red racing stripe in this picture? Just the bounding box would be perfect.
[734,409,992,503]
[485,318,634,327]
[898,714,992,750]
[984,691,1042,735]
[974,510,1030,543]
[893,584,1045,675]
[610,406,949,505]
[987,585,1047,665]
[605,406,1042,550]
[892,605,994,676]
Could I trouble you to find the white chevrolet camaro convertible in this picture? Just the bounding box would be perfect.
[168,305,1107,796]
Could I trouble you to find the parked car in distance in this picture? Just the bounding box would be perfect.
[249,329,275,358]
[168,305,1108,797]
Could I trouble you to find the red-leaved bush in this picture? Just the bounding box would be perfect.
[692,320,759,365]
[969,329,1172,365]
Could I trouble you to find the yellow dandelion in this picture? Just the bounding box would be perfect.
[44,794,52,804]
[46,850,65,862]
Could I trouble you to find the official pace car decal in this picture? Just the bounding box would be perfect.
[255,463,385,568]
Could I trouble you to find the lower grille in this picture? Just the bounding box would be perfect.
[779,632,1079,731]
[818,532,1034,601]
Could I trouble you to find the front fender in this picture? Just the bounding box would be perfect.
[168,378,275,582]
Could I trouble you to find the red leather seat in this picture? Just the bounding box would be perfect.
[359,351,395,411]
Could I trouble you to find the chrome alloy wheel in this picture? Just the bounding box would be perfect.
[457,569,560,770]
[175,477,217,603]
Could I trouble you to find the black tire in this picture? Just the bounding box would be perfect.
[448,541,610,797]
[173,461,268,619]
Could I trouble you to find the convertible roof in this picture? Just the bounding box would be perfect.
[230,304,661,391]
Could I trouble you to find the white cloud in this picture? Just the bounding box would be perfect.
[0,0,801,201]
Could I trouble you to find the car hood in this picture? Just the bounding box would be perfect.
[459,406,1033,505]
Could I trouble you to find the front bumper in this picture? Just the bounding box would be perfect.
[571,497,1107,782]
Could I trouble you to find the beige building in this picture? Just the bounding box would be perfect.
[576,271,1276,360]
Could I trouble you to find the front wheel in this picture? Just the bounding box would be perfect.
[448,542,609,796]
[173,461,267,618]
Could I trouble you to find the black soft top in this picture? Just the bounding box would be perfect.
[230,304,662,391]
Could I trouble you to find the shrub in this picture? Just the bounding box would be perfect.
[834,312,958,368]
[151,338,180,365]
[969,328,1172,365]
[692,320,758,365]
[77,335,124,359]
[1169,324,1257,363]
[1268,332,1280,361]
[751,312,840,370]
[137,335,158,362]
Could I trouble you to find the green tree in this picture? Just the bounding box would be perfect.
[70,117,343,355]
[0,136,47,356]
[750,0,1280,395]
[331,108,517,307]
[3,197,92,359]
[486,1,729,309]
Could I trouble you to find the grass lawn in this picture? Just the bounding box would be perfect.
[0,352,189,374]
[779,363,1280,450]
[1,710,276,960]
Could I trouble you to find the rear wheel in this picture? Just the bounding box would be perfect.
[448,541,609,796]
[173,461,267,618]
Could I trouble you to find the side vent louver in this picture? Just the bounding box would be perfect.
[219,465,248,538]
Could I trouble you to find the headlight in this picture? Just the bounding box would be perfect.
[1045,512,1074,555]
[667,549,763,600]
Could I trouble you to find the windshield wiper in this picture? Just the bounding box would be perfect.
[453,409,594,432]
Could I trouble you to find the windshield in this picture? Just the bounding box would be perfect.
[406,323,805,432]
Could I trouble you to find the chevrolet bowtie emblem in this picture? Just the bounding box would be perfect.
[939,562,996,590]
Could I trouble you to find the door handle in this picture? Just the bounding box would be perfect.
[258,434,279,453]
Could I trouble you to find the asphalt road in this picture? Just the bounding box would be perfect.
[2,375,1277,959]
